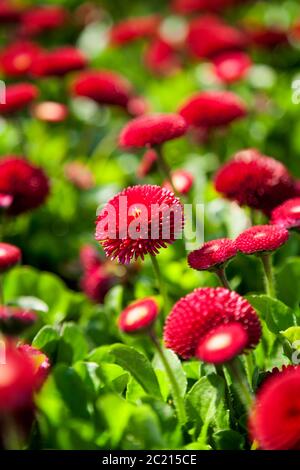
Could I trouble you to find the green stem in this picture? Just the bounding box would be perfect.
[150,255,170,318]
[149,330,186,425]
[259,253,276,297]
[14,116,27,156]
[155,145,178,196]
[215,267,231,289]
[226,357,253,411]
[0,274,4,305]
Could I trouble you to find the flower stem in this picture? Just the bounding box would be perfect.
[150,254,170,317]
[155,145,177,196]
[226,357,253,411]
[215,267,231,289]
[0,274,4,305]
[149,329,186,425]
[259,253,276,297]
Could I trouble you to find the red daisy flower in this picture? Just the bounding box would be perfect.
[32,101,68,123]
[245,24,288,49]
[126,96,149,117]
[0,83,38,115]
[0,306,37,335]
[80,244,100,271]
[20,6,67,36]
[119,298,159,333]
[187,15,247,60]
[137,149,158,178]
[179,91,247,128]
[188,238,237,271]
[164,287,261,361]
[17,344,50,390]
[214,149,296,214]
[0,242,21,272]
[163,169,194,195]
[0,41,42,78]
[80,264,114,304]
[0,0,21,23]
[31,47,87,77]
[271,198,300,230]
[119,113,187,148]
[95,185,184,264]
[144,38,181,76]
[0,156,50,215]
[110,15,160,46]
[0,341,36,412]
[72,70,133,108]
[250,366,300,449]
[235,225,289,255]
[172,0,243,14]
[212,51,252,83]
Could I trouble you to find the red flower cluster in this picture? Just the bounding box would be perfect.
[212,51,251,83]
[0,83,38,115]
[0,242,21,272]
[271,198,300,230]
[119,298,159,333]
[110,15,160,46]
[80,245,115,303]
[250,366,300,449]
[32,101,68,123]
[187,16,247,60]
[0,306,37,335]
[0,156,50,215]
[119,113,187,148]
[179,91,247,128]
[188,238,237,271]
[0,41,42,77]
[72,70,133,108]
[164,287,261,362]
[163,169,194,195]
[95,185,183,264]
[214,149,296,214]
[20,6,67,37]
[235,225,289,255]
[31,47,87,77]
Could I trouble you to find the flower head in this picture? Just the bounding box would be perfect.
[179,91,246,128]
[271,198,300,230]
[213,51,251,83]
[0,242,21,272]
[0,1,21,23]
[72,70,133,108]
[20,6,67,36]
[119,113,187,148]
[163,169,194,195]
[144,38,181,76]
[0,156,50,215]
[95,185,184,264]
[235,225,289,255]
[32,101,68,123]
[0,306,37,335]
[119,298,159,333]
[164,287,261,361]
[0,41,42,78]
[31,47,87,77]
[214,149,296,214]
[17,344,50,389]
[188,238,237,271]
[110,15,160,46]
[0,83,38,115]
[250,366,300,449]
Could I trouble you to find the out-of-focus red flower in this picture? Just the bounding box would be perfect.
[214,149,296,214]
[163,169,194,195]
[187,15,247,60]
[0,41,42,78]
[235,225,289,255]
[0,83,38,115]
[119,298,159,333]
[31,47,87,77]
[127,96,149,117]
[137,149,158,178]
[172,0,243,14]
[245,24,288,49]
[17,344,50,390]
[212,51,252,83]
[271,198,300,230]
[95,185,184,264]
[144,38,181,76]
[0,306,37,335]
[119,113,187,148]
[0,242,21,272]
[110,15,160,46]
[32,101,68,123]
[250,366,300,449]
[179,91,247,128]
[72,70,133,108]
[0,156,50,215]
[20,6,67,36]
[188,238,237,271]
[64,162,95,190]
[0,194,13,210]
[80,244,100,271]
[0,0,22,23]
[164,287,261,361]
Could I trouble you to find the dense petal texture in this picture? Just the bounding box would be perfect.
[188,238,237,271]
[119,113,187,148]
[235,225,289,255]
[0,157,50,215]
[250,366,300,450]
[0,83,38,115]
[0,41,42,77]
[0,243,21,272]
[110,16,160,45]
[119,298,159,333]
[179,91,247,128]
[271,198,300,230]
[72,70,133,108]
[0,306,37,335]
[95,185,184,264]
[214,149,296,213]
[164,287,261,360]
[31,47,87,77]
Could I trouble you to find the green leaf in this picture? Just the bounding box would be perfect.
[97,394,134,447]
[32,325,59,357]
[213,430,245,450]
[153,348,187,399]
[281,326,300,344]
[276,258,300,307]
[9,296,49,313]
[247,294,295,333]
[57,323,89,364]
